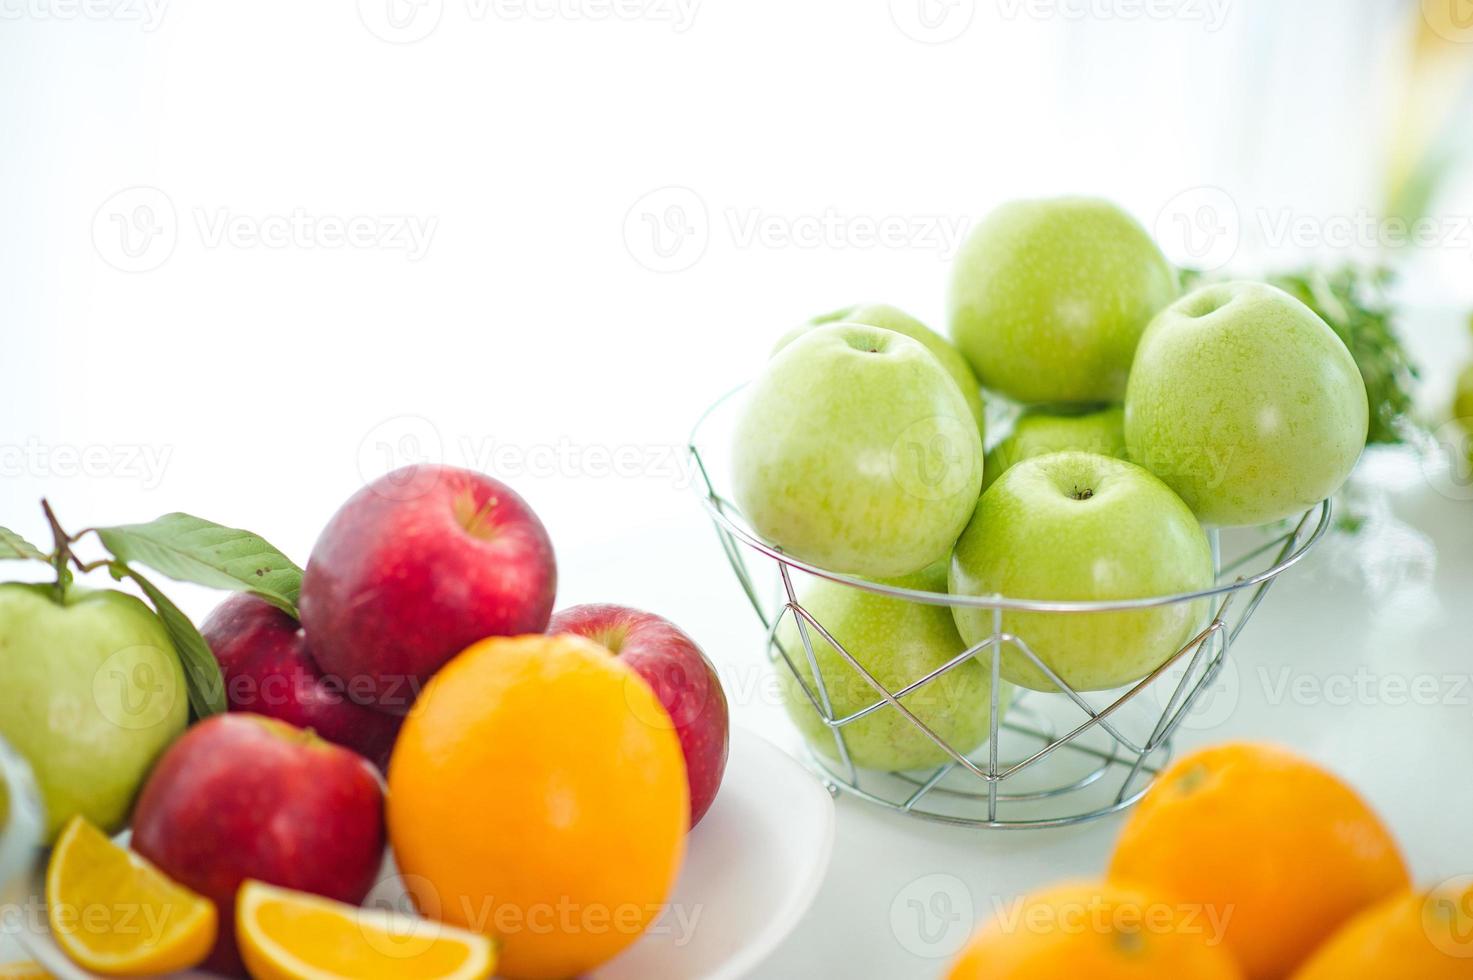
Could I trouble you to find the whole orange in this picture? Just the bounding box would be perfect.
[947,880,1243,979]
[1108,742,1409,980]
[1292,878,1473,979]
[387,634,688,980]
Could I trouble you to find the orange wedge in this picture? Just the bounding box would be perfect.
[45,816,215,975]
[236,881,496,980]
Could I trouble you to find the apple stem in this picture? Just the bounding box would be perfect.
[40,499,75,602]
[460,496,499,538]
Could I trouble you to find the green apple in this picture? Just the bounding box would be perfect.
[983,405,1126,492]
[947,197,1177,405]
[949,452,1214,692]
[0,583,188,840]
[776,563,1009,771]
[732,323,983,578]
[1125,281,1369,526]
[778,303,986,436]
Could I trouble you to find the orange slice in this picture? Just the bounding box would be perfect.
[45,816,215,975]
[236,880,496,980]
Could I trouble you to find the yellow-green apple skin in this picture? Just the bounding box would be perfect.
[776,563,1010,771]
[733,323,984,578]
[1456,362,1473,456]
[0,583,188,840]
[778,303,986,437]
[1124,281,1369,527]
[949,452,1214,693]
[947,197,1177,405]
[983,405,1126,492]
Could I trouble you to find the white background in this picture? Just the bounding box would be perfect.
[4,1,1473,977]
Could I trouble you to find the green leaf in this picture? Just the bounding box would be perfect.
[95,513,303,617]
[0,526,46,562]
[112,563,227,719]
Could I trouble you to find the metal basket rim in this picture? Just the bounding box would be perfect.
[688,383,1332,614]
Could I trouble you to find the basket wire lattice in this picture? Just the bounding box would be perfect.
[689,387,1331,829]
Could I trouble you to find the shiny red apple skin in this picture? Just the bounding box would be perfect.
[200,593,402,770]
[299,464,557,713]
[130,714,386,976]
[548,603,729,828]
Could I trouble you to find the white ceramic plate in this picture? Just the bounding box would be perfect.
[590,727,835,980]
[2,727,834,980]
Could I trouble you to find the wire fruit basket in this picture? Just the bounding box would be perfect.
[689,386,1332,830]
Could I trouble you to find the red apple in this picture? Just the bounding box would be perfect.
[201,593,402,770]
[300,464,557,713]
[131,714,386,976]
[548,604,729,827]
